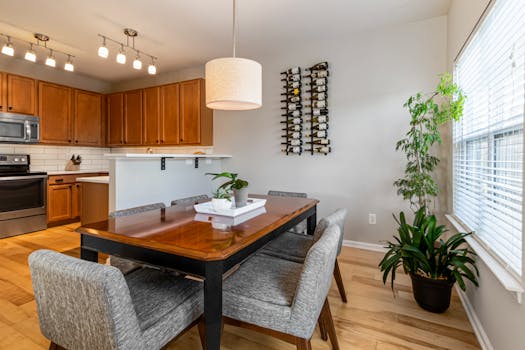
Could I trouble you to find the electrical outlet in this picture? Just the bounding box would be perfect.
[369,213,376,225]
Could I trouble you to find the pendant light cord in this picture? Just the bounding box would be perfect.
[232,0,237,58]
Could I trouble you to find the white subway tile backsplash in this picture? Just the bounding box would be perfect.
[2,144,109,173]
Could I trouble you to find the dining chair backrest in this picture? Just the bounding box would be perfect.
[268,190,308,234]
[29,250,145,350]
[171,194,209,207]
[289,224,341,339]
[109,202,166,218]
[313,208,348,256]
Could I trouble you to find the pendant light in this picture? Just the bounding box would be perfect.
[205,0,262,110]
[1,36,14,56]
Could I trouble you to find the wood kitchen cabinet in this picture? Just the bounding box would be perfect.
[5,74,37,115]
[47,172,108,226]
[107,90,143,146]
[39,82,72,144]
[40,82,104,146]
[180,79,203,144]
[143,84,181,145]
[143,86,161,145]
[73,90,104,146]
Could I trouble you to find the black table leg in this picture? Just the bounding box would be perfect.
[307,205,317,235]
[204,260,223,350]
[80,235,98,262]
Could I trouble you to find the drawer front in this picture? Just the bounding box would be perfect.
[48,173,108,185]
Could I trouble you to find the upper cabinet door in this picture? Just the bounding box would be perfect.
[143,87,160,145]
[39,82,72,144]
[74,90,103,146]
[160,83,180,145]
[179,79,201,144]
[107,93,124,146]
[7,74,37,115]
[124,90,143,145]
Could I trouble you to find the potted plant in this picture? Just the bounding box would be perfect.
[206,172,249,207]
[379,74,478,313]
[380,207,479,313]
[211,187,233,211]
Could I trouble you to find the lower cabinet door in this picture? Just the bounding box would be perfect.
[72,183,81,218]
[47,184,73,223]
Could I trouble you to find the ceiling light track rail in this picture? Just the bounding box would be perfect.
[0,32,76,72]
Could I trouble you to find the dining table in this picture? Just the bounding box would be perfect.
[76,194,319,350]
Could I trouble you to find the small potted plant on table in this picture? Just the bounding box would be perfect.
[211,187,233,211]
[206,172,249,207]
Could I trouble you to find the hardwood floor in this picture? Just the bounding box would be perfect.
[0,223,480,350]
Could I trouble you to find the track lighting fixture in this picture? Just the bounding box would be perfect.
[1,33,76,72]
[1,36,14,56]
[97,29,158,75]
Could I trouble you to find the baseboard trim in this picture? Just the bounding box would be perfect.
[455,286,494,350]
[342,240,387,253]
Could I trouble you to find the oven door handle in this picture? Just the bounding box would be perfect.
[25,120,31,142]
[0,175,48,181]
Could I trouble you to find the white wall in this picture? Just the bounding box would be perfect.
[213,16,447,244]
[447,1,525,350]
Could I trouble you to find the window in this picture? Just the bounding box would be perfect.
[453,0,525,276]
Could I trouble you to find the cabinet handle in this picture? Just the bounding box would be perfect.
[124,141,127,144]
[75,140,79,144]
[55,179,64,183]
[120,140,123,144]
[161,140,164,143]
[8,106,12,110]
[0,105,2,110]
[68,139,72,143]
[69,185,72,189]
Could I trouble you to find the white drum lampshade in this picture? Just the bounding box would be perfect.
[205,57,262,110]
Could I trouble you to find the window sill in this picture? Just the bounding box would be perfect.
[446,214,524,304]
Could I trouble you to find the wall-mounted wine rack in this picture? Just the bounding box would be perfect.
[280,62,331,156]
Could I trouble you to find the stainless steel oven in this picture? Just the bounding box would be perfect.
[0,154,47,238]
[0,113,40,143]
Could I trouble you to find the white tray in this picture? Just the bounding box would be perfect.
[194,198,267,217]
[194,207,267,229]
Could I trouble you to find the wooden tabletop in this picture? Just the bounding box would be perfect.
[76,195,318,261]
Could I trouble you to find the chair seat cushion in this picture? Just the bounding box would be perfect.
[259,232,313,263]
[223,254,303,334]
[125,268,203,349]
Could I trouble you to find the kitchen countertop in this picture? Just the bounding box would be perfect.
[76,176,109,184]
[46,170,109,176]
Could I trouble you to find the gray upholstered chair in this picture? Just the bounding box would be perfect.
[171,194,209,207]
[29,250,203,350]
[108,203,166,274]
[260,208,349,303]
[267,190,308,234]
[221,225,342,350]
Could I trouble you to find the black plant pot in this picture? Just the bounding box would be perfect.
[410,273,455,313]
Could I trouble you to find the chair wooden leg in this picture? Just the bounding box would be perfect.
[296,338,312,350]
[198,318,206,350]
[333,259,347,303]
[318,316,328,341]
[49,343,66,350]
[321,299,340,350]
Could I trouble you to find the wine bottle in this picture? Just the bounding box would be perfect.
[281,88,301,96]
[286,132,302,139]
[305,108,328,116]
[306,85,327,93]
[306,115,329,123]
[306,123,328,131]
[305,92,327,101]
[280,117,302,125]
[305,70,329,79]
[305,146,331,154]
[281,110,302,117]
[288,103,302,111]
[281,139,303,146]
[286,81,301,89]
[305,100,326,109]
[306,139,331,145]
[280,96,301,103]
[282,124,302,132]
[280,67,300,75]
[305,130,327,138]
[280,74,301,82]
[284,146,303,154]
[306,62,328,71]
[307,78,327,86]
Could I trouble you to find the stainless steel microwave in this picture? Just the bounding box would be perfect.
[0,113,40,143]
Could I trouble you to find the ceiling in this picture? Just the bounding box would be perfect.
[0,0,451,83]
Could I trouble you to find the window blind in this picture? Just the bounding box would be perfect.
[453,0,525,276]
